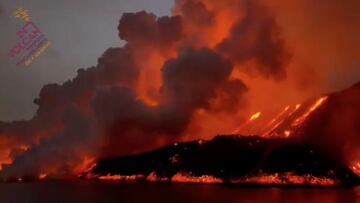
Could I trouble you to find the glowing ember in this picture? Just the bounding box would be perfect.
[171,172,223,184]
[98,174,145,182]
[250,112,261,121]
[231,173,337,186]
[232,112,262,134]
[99,174,121,181]
[146,172,159,182]
[74,157,96,175]
[146,172,169,182]
[39,173,47,180]
[350,162,360,177]
[283,130,291,137]
[19,145,29,151]
[94,172,337,186]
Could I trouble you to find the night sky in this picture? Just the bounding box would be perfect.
[0,0,171,121]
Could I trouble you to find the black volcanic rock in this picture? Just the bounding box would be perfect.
[92,135,359,185]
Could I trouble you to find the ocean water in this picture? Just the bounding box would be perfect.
[0,182,359,203]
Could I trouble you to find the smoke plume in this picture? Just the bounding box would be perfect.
[5,0,347,179]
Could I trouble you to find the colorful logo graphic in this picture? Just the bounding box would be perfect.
[8,8,51,66]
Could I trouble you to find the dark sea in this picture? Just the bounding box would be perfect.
[0,182,359,203]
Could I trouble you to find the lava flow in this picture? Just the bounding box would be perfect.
[85,82,360,187]
[232,95,329,138]
[232,112,262,134]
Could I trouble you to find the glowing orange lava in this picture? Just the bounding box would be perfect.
[232,112,261,134]
[19,145,30,151]
[99,174,122,181]
[231,173,337,186]
[250,112,262,121]
[350,162,360,177]
[94,172,338,186]
[39,173,48,180]
[98,174,145,182]
[266,105,290,128]
[73,157,96,175]
[146,172,169,182]
[292,96,328,127]
[284,130,291,137]
[171,172,223,184]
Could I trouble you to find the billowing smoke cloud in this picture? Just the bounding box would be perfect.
[92,48,234,156]
[118,11,183,49]
[177,0,215,28]
[209,79,248,113]
[0,46,142,177]
[263,0,360,91]
[0,0,293,179]
[217,0,291,80]
[0,108,97,178]
[162,48,233,110]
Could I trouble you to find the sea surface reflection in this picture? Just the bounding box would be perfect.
[1,182,360,203]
